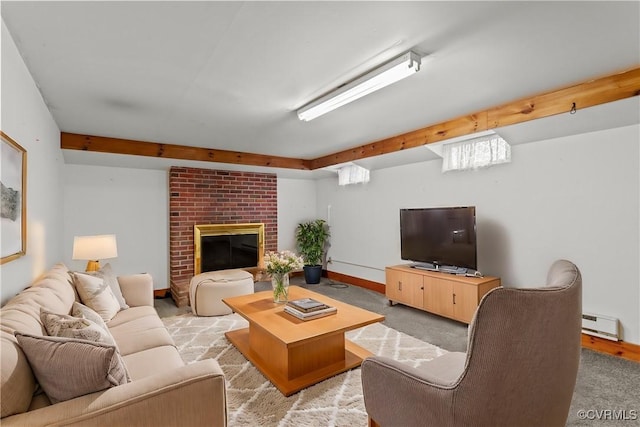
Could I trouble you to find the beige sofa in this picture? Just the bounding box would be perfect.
[1,263,227,426]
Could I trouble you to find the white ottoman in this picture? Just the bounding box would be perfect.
[189,269,254,316]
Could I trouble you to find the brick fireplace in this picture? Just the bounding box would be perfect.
[169,167,277,306]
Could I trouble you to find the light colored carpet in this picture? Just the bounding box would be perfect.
[162,313,447,426]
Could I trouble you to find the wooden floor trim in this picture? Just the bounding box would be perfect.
[581,333,640,362]
[153,288,170,298]
[325,270,385,294]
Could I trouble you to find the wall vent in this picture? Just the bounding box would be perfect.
[582,312,619,341]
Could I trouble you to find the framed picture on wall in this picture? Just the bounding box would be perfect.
[1,131,27,264]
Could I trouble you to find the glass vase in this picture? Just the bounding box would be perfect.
[271,272,290,303]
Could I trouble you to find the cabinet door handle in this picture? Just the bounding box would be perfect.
[453,293,456,305]
[398,281,402,291]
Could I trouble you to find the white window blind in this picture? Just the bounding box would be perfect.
[338,164,370,185]
[441,134,511,172]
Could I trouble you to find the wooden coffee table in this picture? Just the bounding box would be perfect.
[222,285,384,396]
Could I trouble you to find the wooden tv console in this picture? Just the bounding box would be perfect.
[386,264,501,324]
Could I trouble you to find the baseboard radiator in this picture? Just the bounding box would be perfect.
[582,312,619,341]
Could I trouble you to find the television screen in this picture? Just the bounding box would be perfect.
[400,207,477,270]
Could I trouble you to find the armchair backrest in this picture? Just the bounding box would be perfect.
[457,259,582,426]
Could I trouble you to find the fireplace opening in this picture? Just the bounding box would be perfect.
[194,223,265,275]
[201,234,258,272]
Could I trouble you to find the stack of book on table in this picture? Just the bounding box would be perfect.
[284,298,337,321]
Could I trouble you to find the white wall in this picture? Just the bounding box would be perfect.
[62,165,169,288]
[61,169,318,288]
[277,178,317,251]
[317,125,640,344]
[0,20,64,304]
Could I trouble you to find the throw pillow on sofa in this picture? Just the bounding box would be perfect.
[73,272,121,321]
[40,307,115,346]
[72,301,110,331]
[15,333,130,404]
[85,264,129,310]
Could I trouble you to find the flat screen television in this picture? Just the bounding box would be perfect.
[400,206,477,271]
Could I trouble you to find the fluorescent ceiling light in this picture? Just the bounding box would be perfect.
[297,50,422,121]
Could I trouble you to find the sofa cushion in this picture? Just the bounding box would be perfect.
[40,308,115,345]
[73,272,121,322]
[106,305,161,328]
[0,264,76,337]
[122,345,185,381]
[36,263,78,311]
[15,333,130,404]
[109,322,174,357]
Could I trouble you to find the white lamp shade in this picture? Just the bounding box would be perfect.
[72,235,118,260]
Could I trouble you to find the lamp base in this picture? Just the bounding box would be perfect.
[85,260,101,272]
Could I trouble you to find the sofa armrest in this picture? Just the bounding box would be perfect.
[117,273,154,307]
[1,359,227,427]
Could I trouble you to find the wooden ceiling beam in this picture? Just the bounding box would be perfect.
[309,66,640,169]
[61,133,312,170]
[61,67,640,171]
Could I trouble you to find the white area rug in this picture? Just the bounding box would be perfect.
[162,313,447,426]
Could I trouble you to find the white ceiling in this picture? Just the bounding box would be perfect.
[2,1,639,178]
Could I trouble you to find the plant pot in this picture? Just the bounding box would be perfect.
[303,265,322,284]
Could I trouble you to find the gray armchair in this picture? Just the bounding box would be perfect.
[362,260,582,427]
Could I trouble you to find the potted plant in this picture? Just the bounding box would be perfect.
[295,219,330,284]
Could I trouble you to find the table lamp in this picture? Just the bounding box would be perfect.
[72,234,118,272]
